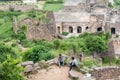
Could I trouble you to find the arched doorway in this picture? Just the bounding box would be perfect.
[77,26,82,33]
[86,26,89,30]
[69,26,73,33]
[57,26,60,34]
[97,27,102,31]
[111,28,116,34]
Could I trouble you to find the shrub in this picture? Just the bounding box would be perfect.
[11,43,17,47]
[54,39,60,49]
[0,44,16,62]
[23,45,54,62]
[62,32,69,36]
[108,2,113,8]
[0,56,24,80]
[83,57,98,68]
[114,0,120,5]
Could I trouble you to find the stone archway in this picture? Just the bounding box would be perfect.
[77,26,82,33]
[111,28,116,35]
[86,26,89,30]
[69,26,73,33]
[57,26,60,34]
[97,27,102,31]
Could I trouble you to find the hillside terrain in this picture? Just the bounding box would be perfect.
[0,0,120,80]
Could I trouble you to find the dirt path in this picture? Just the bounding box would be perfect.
[28,65,83,80]
[18,44,27,51]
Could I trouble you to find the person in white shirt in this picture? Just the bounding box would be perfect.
[69,57,78,71]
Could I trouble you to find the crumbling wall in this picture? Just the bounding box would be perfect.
[0,4,34,12]
[13,11,56,41]
[91,66,120,80]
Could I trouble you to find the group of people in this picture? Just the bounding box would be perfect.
[57,54,78,71]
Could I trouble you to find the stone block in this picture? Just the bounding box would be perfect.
[21,61,34,67]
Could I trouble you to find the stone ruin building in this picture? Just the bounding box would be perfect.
[54,0,120,37]
[54,0,120,57]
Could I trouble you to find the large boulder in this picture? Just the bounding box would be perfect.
[69,71,79,80]
[34,63,41,70]
[24,65,34,73]
[46,59,56,66]
[39,60,47,68]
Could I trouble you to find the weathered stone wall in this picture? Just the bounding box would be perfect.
[106,40,115,58]
[45,11,56,34]
[59,21,103,34]
[0,4,34,12]
[91,66,120,80]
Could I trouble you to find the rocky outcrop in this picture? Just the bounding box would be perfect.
[21,61,40,74]
[91,66,120,80]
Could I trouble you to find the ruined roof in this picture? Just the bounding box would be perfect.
[54,12,90,22]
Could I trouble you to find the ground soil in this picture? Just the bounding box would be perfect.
[28,65,83,80]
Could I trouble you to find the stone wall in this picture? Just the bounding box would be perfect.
[91,66,120,80]
[0,4,34,12]
[56,21,103,34]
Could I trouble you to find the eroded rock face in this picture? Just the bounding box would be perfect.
[91,66,120,80]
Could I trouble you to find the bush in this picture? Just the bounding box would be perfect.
[53,39,60,49]
[114,0,120,5]
[102,57,120,65]
[0,56,24,80]
[62,32,69,36]
[11,43,17,47]
[83,57,98,68]
[23,45,54,62]
[108,2,113,8]
[0,43,16,62]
